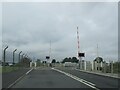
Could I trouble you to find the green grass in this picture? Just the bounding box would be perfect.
[1,66,19,73]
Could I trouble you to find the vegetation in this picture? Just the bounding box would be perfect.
[19,57,31,67]
[2,66,19,73]
[52,59,56,63]
[0,57,31,73]
[62,57,79,63]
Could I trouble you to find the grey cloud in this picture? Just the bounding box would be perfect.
[2,2,118,62]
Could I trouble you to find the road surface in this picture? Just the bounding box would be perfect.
[11,67,91,88]
[11,67,119,89]
[57,67,119,89]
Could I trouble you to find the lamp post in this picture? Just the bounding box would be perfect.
[13,49,17,65]
[19,51,22,63]
[3,46,8,66]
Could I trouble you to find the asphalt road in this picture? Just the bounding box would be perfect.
[2,68,30,88]
[11,67,91,88]
[57,67,119,89]
[10,67,119,89]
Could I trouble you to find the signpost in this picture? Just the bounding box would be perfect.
[46,56,50,59]
[78,53,85,69]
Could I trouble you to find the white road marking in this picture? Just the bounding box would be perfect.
[75,68,120,79]
[26,68,33,75]
[52,68,100,90]
[7,68,33,88]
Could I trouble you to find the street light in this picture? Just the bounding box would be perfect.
[19,51,22,63]
[13,49,17,65]
[3,46,8,66]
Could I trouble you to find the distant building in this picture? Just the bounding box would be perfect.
[93,57,105,71]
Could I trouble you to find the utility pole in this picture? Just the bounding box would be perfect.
[49,40,51,60]
[76,26,85,70]
[96,44,99,71]
[97,44,99,57]
[77,26,81,69]
[48,40,51,66]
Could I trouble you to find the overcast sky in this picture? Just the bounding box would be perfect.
[1,2,118,62]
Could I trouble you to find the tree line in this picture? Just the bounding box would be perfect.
[61,57,79,63]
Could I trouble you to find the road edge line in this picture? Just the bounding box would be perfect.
[51,68,100,90]
[26,68,33,75]
[7,68,33,88]
[75,68,120,79]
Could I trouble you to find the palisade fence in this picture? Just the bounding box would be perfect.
[2,49,31,68]
[2,51,19,65]
[62,60,120,74]
[1,47,32,88]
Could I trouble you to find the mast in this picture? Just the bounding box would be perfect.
[77,26,80,58]
[49,40,51,58]
[97,44,99,57]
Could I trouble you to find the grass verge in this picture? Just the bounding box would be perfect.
[0,66,19,73]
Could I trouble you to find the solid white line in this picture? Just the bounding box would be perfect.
[26,68,33,75]
[75,68,120,79]
[7,68,33,88]
[52,68,100,90]
[7,74,24,88]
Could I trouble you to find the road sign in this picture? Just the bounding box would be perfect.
[46,56,50,59]
[78,53,85,57]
